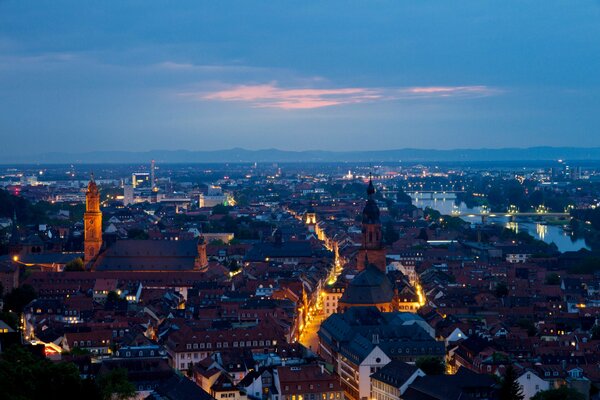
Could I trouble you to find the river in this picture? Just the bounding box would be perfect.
[411,195,589,253]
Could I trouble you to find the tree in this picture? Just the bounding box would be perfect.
[126,228,148,240]
[545,273,561,285]
[531,386,585,400]
[0,345,102,400]
[212,204,231,215]
[0,311,18,330]
[96,368,136,400]
[494,282,509,298]
[384,220,400,245]
[65,257,85,272]
[396,188,412,205]
[516,318,537,337]
[416,356,445,375]
[417,228,429,241]
[592,325,600,340]
[3,284,36,314]
[106,291,121,303]
[498,365,524,400]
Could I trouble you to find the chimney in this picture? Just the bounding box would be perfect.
[372,333,379,344]
[320,364,324,374]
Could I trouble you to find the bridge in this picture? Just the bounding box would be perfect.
[405,191,465,199]
[451,211,570,223]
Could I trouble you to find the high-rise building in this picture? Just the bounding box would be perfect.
[132,172,150,188]
[84,176,102,264]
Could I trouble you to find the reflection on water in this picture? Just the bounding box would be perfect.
[536,223,547,240]
[506,221,519,234]
[412,196,589,253]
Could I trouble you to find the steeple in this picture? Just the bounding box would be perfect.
[362,174,380,224]
[84,174,102,265]
[8,209,21,256]
[357,175,386,272]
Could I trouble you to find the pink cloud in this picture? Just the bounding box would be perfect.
[406,86,494,97]
[181,83,498,109]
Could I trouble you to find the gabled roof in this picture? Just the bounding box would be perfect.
[93,239,199,271]
[370,360,420,388]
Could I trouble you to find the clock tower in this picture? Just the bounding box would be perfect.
[84,175,102,264]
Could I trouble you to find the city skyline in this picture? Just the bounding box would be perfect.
[2,1,600,157]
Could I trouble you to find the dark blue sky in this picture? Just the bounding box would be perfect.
[1,1,600,156]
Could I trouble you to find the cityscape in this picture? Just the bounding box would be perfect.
[2,2,600,400]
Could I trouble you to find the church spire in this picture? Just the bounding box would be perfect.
[357,176,386,272]
[9,209,19,246]
[367,173,375,196]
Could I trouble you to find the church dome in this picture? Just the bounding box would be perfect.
[340,264,394,305]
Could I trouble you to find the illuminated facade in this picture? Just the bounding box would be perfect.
[84,176,102,264]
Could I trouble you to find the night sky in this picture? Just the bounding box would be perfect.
[1,1,600,157]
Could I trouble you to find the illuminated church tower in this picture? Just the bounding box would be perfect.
[84,175,103,264]
[356,176,386,272]
[305,204,317,233]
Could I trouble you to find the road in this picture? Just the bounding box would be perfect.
[299,313,325,352]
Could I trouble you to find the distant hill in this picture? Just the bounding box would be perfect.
[3,147,600,164]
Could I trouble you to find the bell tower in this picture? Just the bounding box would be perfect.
[305,204,317,233]
[357,176,386,271]
[84,175,102,264]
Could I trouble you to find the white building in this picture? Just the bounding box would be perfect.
[517,370,550,400]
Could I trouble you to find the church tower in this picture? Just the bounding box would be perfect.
[84,175,102,264]
[305,204,317,233]
[194,235,208,271]
[356,176,386,272]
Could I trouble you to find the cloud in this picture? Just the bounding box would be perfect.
[182,83,500,109]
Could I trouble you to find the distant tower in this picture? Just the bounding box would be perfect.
[195,236,208,271]
[150,159,156,190]
[305,204,317,232]
[8,210,21,257]
[356,176,386,272]
[84,175,103,264]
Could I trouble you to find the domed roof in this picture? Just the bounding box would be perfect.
[340,264,394,305]
[362,178,380,224]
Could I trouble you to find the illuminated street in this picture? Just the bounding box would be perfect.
[299,313,325,352]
